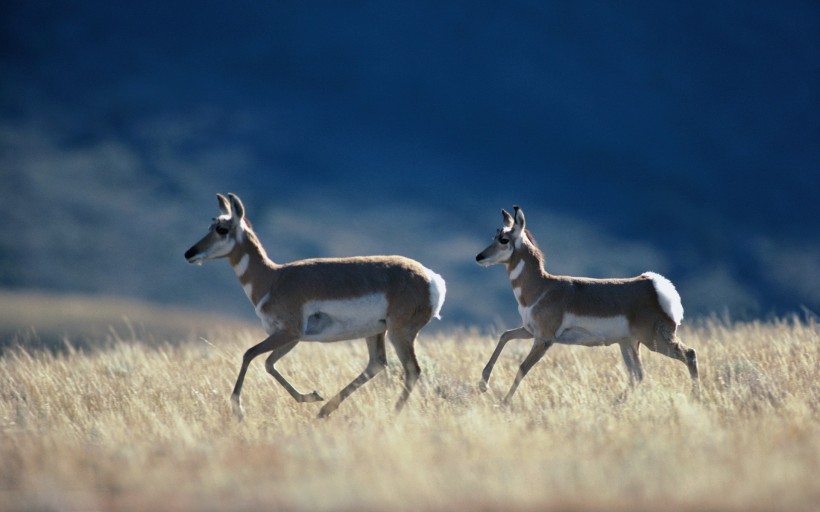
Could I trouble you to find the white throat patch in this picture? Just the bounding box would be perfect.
[233,254,249,277]
[509,260,525,280]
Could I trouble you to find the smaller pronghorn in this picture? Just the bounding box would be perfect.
[184,193,446,419]
[475,206,698,402]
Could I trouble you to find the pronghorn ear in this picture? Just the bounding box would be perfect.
[501,209,514,228]
[216,194,231,216]
[513,205,526,231]
[227,193,245,222]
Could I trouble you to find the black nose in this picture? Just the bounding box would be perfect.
[475,254,483,262]
[184,247,197,260]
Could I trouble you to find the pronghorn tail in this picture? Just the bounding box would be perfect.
[643,272,684,326]
[424,267,447,319]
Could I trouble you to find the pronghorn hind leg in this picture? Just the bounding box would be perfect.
[318,333,388,418]
[502,339,552,404]
[616,341,644,403]
[231,331,298,420]
[619,341,644,386]
[388,329,422,413]
[265,341,324,404]
[479,326,533,392]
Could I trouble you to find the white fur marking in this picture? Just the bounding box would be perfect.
[233,254,249,277]
[242,282,254,302]
[509,260,525,280]
[556,313,631,344]
[518,303,534,333]
[301,294,388,342]
[238,218,249,242]
[477,243,512,266]
[253,292,280,334]
[643,272,684,325]
[517,291,546,337]
[255,291,270,316]
[424,267,447,319]
[515,230,530,250]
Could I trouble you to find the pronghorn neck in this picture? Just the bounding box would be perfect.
[228,221,277,306]
[507,234,548,307]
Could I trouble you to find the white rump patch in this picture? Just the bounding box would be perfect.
[424,267,447,319]
[301,294,389,342]
[556,313,631,346]
[508,260,525,280]
[643,272,684,325]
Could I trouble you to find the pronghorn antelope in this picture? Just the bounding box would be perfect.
[184,193,446,419]
[475,206,698,402]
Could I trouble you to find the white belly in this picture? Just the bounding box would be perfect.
[555,313,631,346]
[301,294,388,342]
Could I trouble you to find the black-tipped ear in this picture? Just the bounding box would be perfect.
[216,194,231,215]
[501,209,514,228]
[513,205,525,229]
[227,193,245,221]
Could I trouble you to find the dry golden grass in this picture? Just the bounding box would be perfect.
[1,314,818,511]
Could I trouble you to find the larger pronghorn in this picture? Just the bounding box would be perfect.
[184,193,446,419]
[476,206,698,402]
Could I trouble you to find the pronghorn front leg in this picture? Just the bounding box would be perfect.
[265,342,324,404]
[502,338,553,404]
[479,326,533,392]
[230,330,299,420]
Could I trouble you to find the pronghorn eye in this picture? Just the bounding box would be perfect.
[499,237,510,245]
[215,226,229,236]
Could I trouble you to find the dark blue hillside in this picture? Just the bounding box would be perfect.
[1,1,818,325]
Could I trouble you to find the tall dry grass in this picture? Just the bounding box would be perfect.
[1,317,818,511]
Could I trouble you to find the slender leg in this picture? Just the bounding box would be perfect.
[619,341,644,387]
[318,333,388,418]
[231,330,298,420]
[389,330,422,413]
[615,341,643,403]
[479,326,533,392]
[265,341,324,403]
[502,338,552,404]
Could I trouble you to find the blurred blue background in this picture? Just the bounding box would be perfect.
[1,1,818,328]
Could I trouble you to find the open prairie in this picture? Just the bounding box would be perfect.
[0,296,818,511]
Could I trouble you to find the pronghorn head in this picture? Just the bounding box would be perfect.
[475,206,527,267]
[184,193,247,265]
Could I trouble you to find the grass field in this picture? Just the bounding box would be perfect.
[0,296,818,511]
